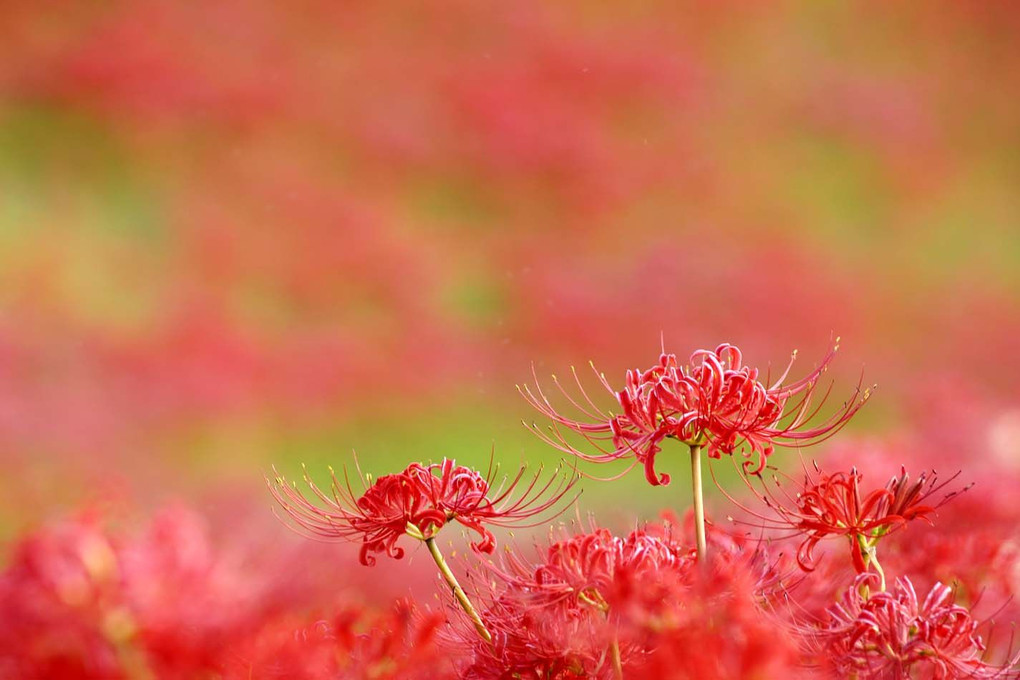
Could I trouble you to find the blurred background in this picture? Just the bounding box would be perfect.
[1,2,1018,541]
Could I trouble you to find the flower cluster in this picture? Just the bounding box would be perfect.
[815,575,1015,678]
[0,508,358,680]
[458,524,695,678]
[455,522,801,679]
[4,339,1020,679]
[522,342,870,485]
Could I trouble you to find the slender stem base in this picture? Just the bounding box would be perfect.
[856,534,887,599]
[425,537,492,644]
[610,636,623,679]
[689,444,707,562]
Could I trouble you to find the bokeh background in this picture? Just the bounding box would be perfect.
[2,2,1019,548]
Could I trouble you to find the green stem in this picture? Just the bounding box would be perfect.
[610,636,623,680]
[425,537,492,644]
[689,444,707,562]
[869,546,887,592]
[856,534,887,598]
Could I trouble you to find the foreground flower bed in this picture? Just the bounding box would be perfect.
[2,341,1019,679]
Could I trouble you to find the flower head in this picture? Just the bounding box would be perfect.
[815,575,1015,678]
[503,526,693,613]
[522,341,869,485]
[457,523,795,679]
[455,525,693,679]
[224,600,453,680]
[730,464,967,573]
[269,458,577,566]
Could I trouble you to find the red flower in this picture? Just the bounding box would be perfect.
[522,341,869,485]
[458,523,797,679]
[269,458,577,566]
[224,600,454,680]
[498,526,693,613]
[729,465,967,573]
[457,526,693,680]
[627,555,805,680]
[815,575,1016,678]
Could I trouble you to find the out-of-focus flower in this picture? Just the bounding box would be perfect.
[459,525,691,679]
[0,507,320,680]
[223,600,454,680]
[813,575,1016,679]
[495,525,693,614]
[0,513,128,679]
[269,458,577,565]
[458,522,799,679]
[461,591,616,680]
[522,342,869,485]
[627,554,806,680]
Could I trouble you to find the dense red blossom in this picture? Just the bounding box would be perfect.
[627,556,805,679]
[813,575,1016,679]
[461,592,619,680]
[458,523,802,679]
[224,600,454,680]
[459,525,692,679]
[495,525,693,614]
[522,342,869,485]
[269,458,576,565]
[0,508,323,679]
[0,514,126,679]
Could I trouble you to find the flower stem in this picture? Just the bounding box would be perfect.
[689,444,707,562]
[610,636,623,679]
[425,536,492,644]
[856,534,887,598]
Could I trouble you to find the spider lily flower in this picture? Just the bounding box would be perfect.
[723,464,968,574]
[521,341,869,486]
[460,591,621,680]
[815,575,1017,678]
[223,600,451,680]
[456,526,693,679]
[268,458,578,566]
[494,526,694,613]
[626,556,803,680]
[459,524,791,679]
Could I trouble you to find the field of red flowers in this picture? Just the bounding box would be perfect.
[1,2,1019,678]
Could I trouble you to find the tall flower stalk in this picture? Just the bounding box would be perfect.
[689,443,707,561]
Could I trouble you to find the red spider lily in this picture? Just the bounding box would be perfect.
[460,592,621,680]
[458,523,796,679]
[0,507,329,680]
[224,600,454,680]
[814,575,1017,678]
[627,555,805,680]
[0,514,127,679]
[493,526,694,614]
[521,341,869,486]
[269,458,578,566]
[724,464,968,573]
[456,525,692,679]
